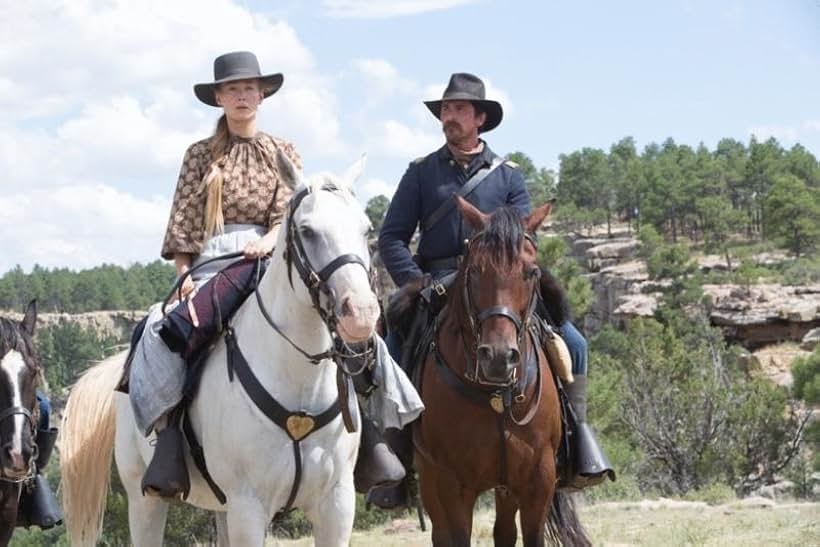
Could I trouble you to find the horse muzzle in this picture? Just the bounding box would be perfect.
[0,443,34,480]
[335,291,380,344]
[477,343,520,384]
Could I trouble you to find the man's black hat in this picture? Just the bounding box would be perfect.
[424,73,503,133]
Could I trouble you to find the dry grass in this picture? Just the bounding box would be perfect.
[267,500,819,546]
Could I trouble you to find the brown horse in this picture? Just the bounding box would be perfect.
[412,197,589,546]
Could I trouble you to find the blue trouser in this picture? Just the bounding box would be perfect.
[386,320,588,376]
[36,391,51,431]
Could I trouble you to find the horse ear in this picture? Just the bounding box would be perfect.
[21,299,37,336]
[524,199,555,233]
[275,148,301,190]
[455,195,489,230]
[342,153,367,188]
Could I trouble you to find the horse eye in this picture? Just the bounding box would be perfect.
[299,226,316,239]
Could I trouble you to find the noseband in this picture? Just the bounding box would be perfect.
[0,366,38,483]
[256,185,377,373]
[461,231,541,387]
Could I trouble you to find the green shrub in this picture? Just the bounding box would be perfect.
[682,482,736,505]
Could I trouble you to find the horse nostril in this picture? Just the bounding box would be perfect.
[507,347,520,365]
[340,297,353,317]
[477,345,493,362]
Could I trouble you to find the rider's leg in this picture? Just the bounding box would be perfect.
[560,321,615,488]
[16,392,62,529]
[352,332,406,494]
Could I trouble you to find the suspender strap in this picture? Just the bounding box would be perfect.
[422,157,504,232]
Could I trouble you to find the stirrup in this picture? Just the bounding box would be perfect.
[141,426,190,500]
[354,419,405,494]
[560,422,615,490]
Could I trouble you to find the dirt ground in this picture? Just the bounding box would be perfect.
[268,498,819,546]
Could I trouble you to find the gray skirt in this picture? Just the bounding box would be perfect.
[129,225,265,434]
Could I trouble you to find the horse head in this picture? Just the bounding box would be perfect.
[275,150,380,345]
[0,301,40,481]
[455,196,553,385]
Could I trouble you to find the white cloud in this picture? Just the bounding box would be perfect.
[351,58,417,101]
[355,177,396,203]
[368,120,441,159]
[322,0,479,18]
[747,119,820,145]
[0,185,169,272]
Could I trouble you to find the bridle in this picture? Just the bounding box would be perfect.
[460,231,541,387]
[0,351,38,484]
[255,184,377,374]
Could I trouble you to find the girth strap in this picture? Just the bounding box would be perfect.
[224,327,341,515]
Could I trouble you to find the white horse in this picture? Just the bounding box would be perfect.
[60,152,380,546]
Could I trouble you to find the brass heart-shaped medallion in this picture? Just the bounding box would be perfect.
[490,394,504,414]
[286,415,315,441]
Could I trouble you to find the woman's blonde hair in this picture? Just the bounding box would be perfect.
[203,114,230,236]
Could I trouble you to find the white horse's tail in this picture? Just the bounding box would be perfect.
[60,351,126,547]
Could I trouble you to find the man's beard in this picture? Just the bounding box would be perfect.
[443,121,463,143]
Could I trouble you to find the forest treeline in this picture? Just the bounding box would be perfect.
[3,135,818,314]
[0,261,175,313]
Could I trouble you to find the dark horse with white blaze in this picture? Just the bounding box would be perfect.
[410,197,590,546]
[0,302,42,546]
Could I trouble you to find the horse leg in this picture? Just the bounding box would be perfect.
[419,465,477,547]
[0,525,12,547]
[226,498,269,546]
[305,475,356,547]
[493,488,519,547]
[517,467,553,547]
[215,511,230,547]
[115,414,169,546]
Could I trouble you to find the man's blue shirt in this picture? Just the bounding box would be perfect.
[378,142,531,286]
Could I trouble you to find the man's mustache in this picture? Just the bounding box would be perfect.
[443,121,461,132]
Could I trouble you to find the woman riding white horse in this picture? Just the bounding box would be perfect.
[61,150,421,546]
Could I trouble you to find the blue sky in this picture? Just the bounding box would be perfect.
[1,0,818,274]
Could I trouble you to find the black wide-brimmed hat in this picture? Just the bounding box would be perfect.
[424,73,503,133]
[194,51,284,107]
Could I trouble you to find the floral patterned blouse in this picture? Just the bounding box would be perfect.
[161,132,301,259]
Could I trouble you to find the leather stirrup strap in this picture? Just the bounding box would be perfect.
[182,412,227,504]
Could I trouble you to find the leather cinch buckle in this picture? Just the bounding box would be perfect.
[433,283,446,296]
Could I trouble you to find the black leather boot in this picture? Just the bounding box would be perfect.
[141,411,190,500]
[562,376,615,489]
[354,418,405,494]
[365,427,414,510]
[17,428,63,529]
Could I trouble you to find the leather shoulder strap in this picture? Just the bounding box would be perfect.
[422,156,504,232]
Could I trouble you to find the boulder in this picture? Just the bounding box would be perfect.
[801,328,820,351]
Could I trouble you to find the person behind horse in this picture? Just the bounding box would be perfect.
[374,73,613,507]
[129,51,409,500]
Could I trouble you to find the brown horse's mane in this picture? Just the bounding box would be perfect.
[469,206,526,275]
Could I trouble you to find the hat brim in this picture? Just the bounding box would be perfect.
[194,73,284,107]
[424,98,503,133]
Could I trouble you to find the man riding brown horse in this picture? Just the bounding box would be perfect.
[373,73,614,508]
